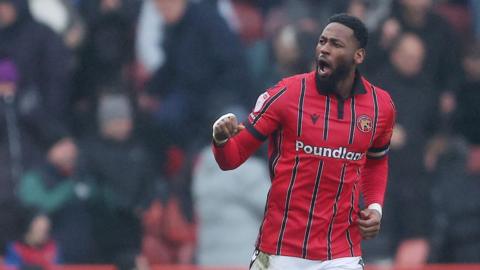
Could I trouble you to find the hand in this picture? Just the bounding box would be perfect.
[212,113,245,145]
[358,208,381,240]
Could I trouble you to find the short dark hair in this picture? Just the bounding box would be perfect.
[328,13,368,49]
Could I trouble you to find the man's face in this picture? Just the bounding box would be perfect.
[0,3,17,28]
[390,34,425,77]
[315,23,364,88]
[154,0,187,25]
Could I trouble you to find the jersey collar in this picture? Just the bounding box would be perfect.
[315,69,367,97]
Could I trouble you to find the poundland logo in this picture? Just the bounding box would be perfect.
[296,141,363,161]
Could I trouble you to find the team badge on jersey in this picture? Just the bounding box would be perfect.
[357,115,373,133]
[253,92,270,113]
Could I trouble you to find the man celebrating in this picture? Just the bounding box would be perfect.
[212,14,395,269]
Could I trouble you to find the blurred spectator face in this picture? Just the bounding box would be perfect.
[0,58,18,97]
[26,215,51,246]
[0,2,17,28]
[101,118,133,142]
[101,0,121,13]
[154,0,187,24]
[347,0,366,22]
[273,25,300,69]
[47,138,78,175]
[400,0,432,14]
[463,52,480,81]
[390,33,425,77]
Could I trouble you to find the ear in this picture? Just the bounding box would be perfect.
[354,48,366,65]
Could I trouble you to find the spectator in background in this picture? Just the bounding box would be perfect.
[366,33,435,266]
[80,90,156,266]
[0,53,74,256]
[261,24,317,88]
[139,0,252,160]
[192,142,270,266]
[72,0,137,136]
[0,0,73,168]
[366,0,462,98]
[5,212,60,270]
[17,138,95,263]
[28,0,85,50]
[429,45,480,261]
[430,44,480,261]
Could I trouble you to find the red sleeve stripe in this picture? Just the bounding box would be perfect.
[369,86,379,146]
[252,87,287,126]
[297,78,307,137]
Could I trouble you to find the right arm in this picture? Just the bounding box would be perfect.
[212,82,287,170]
[212,121,263,170]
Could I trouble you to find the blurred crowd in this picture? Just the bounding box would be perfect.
[0,0,479,269]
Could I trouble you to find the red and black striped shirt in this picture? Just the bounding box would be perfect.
[213,70,395,260]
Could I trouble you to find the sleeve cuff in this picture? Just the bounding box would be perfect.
[368,203,383,218]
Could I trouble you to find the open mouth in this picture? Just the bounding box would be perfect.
[317,58,332,77]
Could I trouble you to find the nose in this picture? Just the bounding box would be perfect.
[317,43,330,56]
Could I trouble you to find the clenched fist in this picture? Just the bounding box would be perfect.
[212,113,245,145]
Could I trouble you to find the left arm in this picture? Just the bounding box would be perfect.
[358,93,396,239]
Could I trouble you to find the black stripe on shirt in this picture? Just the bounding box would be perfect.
[346,182,357,257]
[323,95,331,140]
[297,78,307,137]
[268,129,282,179]
[276,156,300,255]
[370,86,379,146]
[256,189,272,249]
[302,160,324,258]
[245,122,268,141]
[327,164,347,260]
[252,87,287,126]
[348,96,356,145]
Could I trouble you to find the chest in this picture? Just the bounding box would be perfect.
[281,92,380,155]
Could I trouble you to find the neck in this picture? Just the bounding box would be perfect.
[334,69,356,99]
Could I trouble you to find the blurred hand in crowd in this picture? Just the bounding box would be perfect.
[25,214,51,247]
[391,124,407,150]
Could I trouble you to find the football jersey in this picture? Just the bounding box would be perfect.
[213,70,395,260]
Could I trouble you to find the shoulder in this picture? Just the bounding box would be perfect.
[258,73,306,103]
[363,78,396,122]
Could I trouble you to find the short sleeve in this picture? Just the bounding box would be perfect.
[367,95,396,159]
[245,81,287,141]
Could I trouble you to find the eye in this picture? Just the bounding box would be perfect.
[319,38,326,45]
[332,42,343,48]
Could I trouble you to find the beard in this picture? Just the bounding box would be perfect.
[315,58,353,94]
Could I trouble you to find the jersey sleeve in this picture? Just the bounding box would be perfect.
[366,95,396,159]
[361,93,396,207]
[244,81,287,141]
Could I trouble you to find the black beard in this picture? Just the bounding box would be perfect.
[315,60,352,94]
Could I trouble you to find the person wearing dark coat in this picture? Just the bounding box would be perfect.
[140,0,252,156]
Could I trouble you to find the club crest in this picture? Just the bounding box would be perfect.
[357,115,373,133]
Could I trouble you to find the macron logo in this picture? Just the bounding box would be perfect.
[295,140,363,161]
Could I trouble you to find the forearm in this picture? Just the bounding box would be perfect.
[361,157,388,207]
[212,129,262,170]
